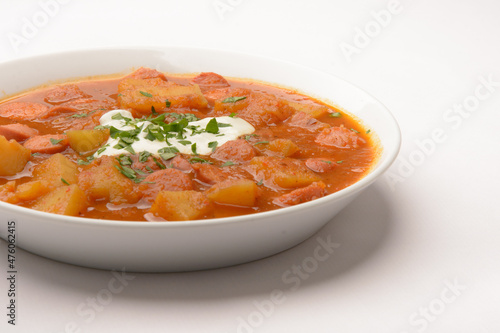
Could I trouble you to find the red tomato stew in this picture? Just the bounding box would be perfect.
[0,68,378,221]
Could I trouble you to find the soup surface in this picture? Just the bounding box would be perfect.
[0,68,377,221]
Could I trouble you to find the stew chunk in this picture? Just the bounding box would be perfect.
[0,136,31,176]
[150,191,213,221]
[248,156,320,188]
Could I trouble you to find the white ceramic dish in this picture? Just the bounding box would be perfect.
[0,47,400,272]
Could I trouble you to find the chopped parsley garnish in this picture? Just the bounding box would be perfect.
[31,152,40,157]
[50,138,63,145]
[151,106,158,115]
[221,161,235,167]
[117,154,133,166]
[218,123,232,128]
[191,143,197,155]
[254,141,269,145]
[350,128,360,134]
[366,129,371,134]
[152,156,166,169]
[61,178,70,185]
[329,112,342,118]
[256,179,264,186]
[139,151,151,162]
[337,160,344,164]
[244,134,257,141]
[96,145,107,155]
[229,113,238,117]
[323,160,332,164]
[208,141,218,152]
[189,157,212,164]
[178,140,192,146]
[206,118,219,134]
[67,110,96,118]
[165,99,171,108]
[222,96,247,103]
[158,147,179,161]
[140,91,153,97]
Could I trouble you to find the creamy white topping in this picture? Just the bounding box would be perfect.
[95,109,255,158]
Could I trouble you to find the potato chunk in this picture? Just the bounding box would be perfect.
[205,179,258,207]
[32,153,78,188]
[78,156,138,204]
[248,156,320,188]
[266,139,299,157]
[31,184,87,216]
[66,129,109,154]
[150,191,213,221]
[118,78,208,115]
[15,180,52,201]
[0,181,18,204]
[0,135,31,176]
[286,101,329,118]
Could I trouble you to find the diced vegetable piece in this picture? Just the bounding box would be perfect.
[0,135,31,176]
[0,124,38,142]
[15,180,51,201]
[77,156,138,204]
[248,156,320,188]
[0,102,49,120]
[273,182,327,206]
[315,126,364,149]
[23,134,69,154]
[138,169,194,202]
[31,184,87,216]
[150,190,213,221]
[287,112,329,132]
[118,78,208,115]
[44,84,90,104]
[0,181,18,204]
[211,139,256,162]
[205,179,258,207]
[305,158,338,173]
[286,101,330,118]
[32,153,78,188]
[267,139,299,157]
[66,129,109,154]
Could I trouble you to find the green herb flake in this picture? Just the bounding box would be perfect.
[50,138,63,145]
[329,112,342,118]
[254,141,269,145]
[61,178,70,185]
[191,143,197,155]
[337,160,344,164]
[350,128,360,134]
[31,152,40,157]
[189,157,213,164]
[323,160,332,164]
[366,129,371,134]
[222,96,247,103]
[152,157,166,169]
[158,147,179,161]
[205,118,219,134]
[221,161,235,167]
[140,91,153,98]
[178,140,192,146]
[145,166,154,173]
[208,141,218,152]
[139,151,151,163]
[165,99,171,108]
[151,106,158,115]
[256,179,264,186]
[67,110,96,119]
[244,134,257,141]
[229,113,238,118]
[96,146,107,155]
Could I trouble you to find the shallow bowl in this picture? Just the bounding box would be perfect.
[0,47,400,272]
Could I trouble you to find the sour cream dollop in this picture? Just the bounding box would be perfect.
[95,110,255,157]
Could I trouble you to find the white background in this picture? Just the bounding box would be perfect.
[1,0,499,332]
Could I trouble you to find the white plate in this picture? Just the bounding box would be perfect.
[0,47,400,272]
